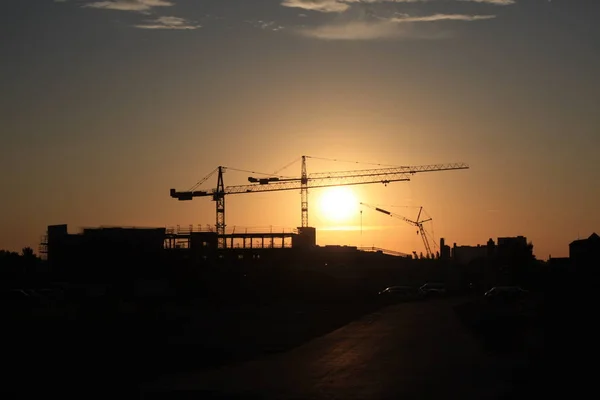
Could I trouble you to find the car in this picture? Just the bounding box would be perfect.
[378,286,420,300]
[419,283,447,297]
[484,286,528,301]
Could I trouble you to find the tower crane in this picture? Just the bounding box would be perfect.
[170,156,468,248]
[360,203,436,258]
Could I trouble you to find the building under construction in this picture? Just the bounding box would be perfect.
[41,223,417,282]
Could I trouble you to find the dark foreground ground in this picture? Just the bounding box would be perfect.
[143,291,593,399]
[5,285,589,398]
[3,292,388,394]
[145,298,528,399]
[455,291,594,399]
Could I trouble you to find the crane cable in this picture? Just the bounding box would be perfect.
[226,155,411,180]
[272,157,302,176]
[225,167,295,179]
[188,167,218,191]
[305,155,406,168]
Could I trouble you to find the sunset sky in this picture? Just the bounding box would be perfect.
[1,0,598,259]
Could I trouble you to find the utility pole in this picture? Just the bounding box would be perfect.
[360,209,363,247]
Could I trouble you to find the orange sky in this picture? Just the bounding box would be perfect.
[1,1,599,259]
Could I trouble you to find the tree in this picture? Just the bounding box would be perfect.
[419,252,424,260]
[435,251,440,259]
[21,247,35,259]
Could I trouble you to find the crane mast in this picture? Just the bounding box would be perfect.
[301,156,308,228]
[170,157,468,248]
[215,166,226,249]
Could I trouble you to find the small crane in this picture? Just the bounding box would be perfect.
[360,203,435,258]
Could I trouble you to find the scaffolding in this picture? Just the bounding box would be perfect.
[164,225,298,250]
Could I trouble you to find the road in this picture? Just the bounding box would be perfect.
[143,299,527,399]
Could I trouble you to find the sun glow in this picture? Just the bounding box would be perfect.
[318,187,358,223]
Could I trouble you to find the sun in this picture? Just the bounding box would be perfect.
[318,187,358,223]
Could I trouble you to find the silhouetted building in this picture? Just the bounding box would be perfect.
[452,244,488,265]
[569,232,599,274]
[495,235,533,265]
[486,238,496,257]
[46,224,166,283]
[446,236,533,265]
[293,227,317,249]
[497,236,528,255]
[440,238,451,260]
[45,223,324,278]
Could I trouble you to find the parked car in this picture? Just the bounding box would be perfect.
[419,282,447,297]
[484,286,528,302]
[378,286,420,300]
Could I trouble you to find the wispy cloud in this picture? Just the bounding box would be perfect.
[78,1,201,31]
[298,20,400,40]
[134,16,200,29]
[246,20,285,31]
[459,0,515,5]
[297,12,494,40]
[297,20,449,40]
[83,0,174,12]
[282,0,515,14]
[281,0,350,13]
[390,13,495,22]
[286,0,502,40]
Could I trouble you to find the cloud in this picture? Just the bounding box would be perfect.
[281,0,430,14]
[83,0,174,12]
[296,11,494,40]
[281,0,516,14]
[296,19,456,40]
[246,20,285,31]
[343,0,425,3]
[459,0,515,4]
[390,13,495,22]
[298,20,408,40]
[134,16,200,29]
[281,0,350,13]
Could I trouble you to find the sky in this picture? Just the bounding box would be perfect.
[1,0,599,259]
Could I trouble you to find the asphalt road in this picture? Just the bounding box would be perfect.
[143,299,527,399]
